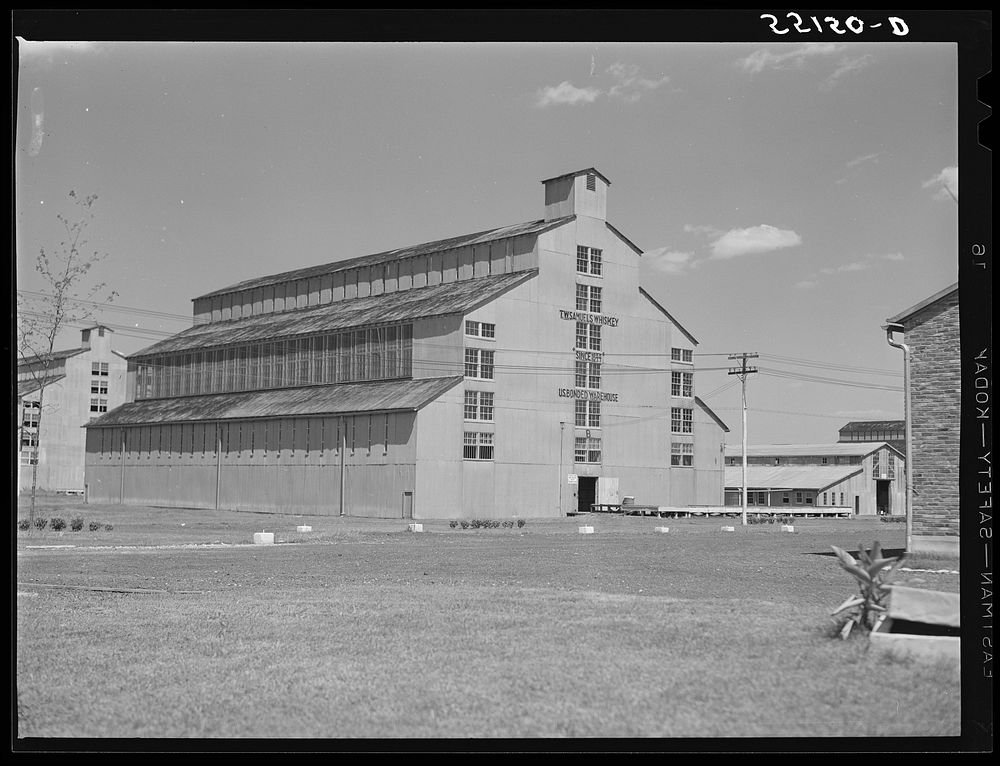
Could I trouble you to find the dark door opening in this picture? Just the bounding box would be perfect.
[578,476,597,514]
[876,480,890,515]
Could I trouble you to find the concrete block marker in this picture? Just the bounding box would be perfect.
[654,526,670,534]
[296,525,312,533]
[578,526,595,534]
[781,524,795,533]
[407,523,423,533]
[721,525,736,532]
[253,532,275,545]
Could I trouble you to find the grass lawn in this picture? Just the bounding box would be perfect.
[16,501,961,740]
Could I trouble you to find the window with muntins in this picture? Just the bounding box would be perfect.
[671,371,693,397]
[575,399,600,428]
[670,407,693,434]
[671,348,693,364]
[465,320,495,339]
[670,442,694,466]
[575,284,602,313]
[464,348,495,380]
[574,436,602,464]
[576,246,602,276]
[575,360,601,389]
[575,322,601,351]
[463,431,494,460]
[464,391,494,421]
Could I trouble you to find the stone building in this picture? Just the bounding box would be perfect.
[885,283,960,555]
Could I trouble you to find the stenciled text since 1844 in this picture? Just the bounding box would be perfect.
[560,307,620,402]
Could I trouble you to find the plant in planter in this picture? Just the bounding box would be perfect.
[830,540,903,639]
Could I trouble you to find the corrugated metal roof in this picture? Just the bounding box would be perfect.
[85,376,463,427]
[18,347,85,369]
[839,420,905,431]
[724,442,901,458]
[724,465,862,491]
[18,373,67,398]
[196,217,571,301]
[540,168,612,186]
[134,270,537,358]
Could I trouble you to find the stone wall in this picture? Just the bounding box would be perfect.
[905,292,961,538]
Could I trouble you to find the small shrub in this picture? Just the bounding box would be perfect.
[89,521,102,531]
[517,519,526,528]
[502,520,512,528]
[459,520,469,530]
[34,517,49,531]
[17,519,31,532]
[830,539,902,639]
[103,523,114,532]
[70,516,84,532]
[879,515,905,523]
[449,520,458,528]
[50,518,66,531]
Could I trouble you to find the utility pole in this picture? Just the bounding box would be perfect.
[728,353,759,526]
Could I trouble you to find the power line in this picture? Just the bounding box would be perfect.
[17,290,192,323]
[760,353,901,377]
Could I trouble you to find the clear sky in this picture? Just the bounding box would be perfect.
[15,40,958,446]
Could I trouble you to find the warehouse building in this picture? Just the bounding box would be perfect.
[84,169,728,518]
[884,283,960,555]
[837,420,905,456]
[724,441,906,516]
[18,325,128,494]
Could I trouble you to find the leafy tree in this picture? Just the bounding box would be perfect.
[17,190,116,527]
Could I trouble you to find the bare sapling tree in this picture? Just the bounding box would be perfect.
[17,190,117,528]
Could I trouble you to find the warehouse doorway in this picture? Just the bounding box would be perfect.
[578,476,597,514]
[876,480,891,515]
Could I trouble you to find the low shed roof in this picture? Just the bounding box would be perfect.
[724,465,862,492]
[85,376,463,427]
[724,441,902,459]
[18,373,67,398]
[134,270,537,358]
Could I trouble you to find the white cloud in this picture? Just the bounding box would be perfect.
[535,81,601,107]
[606,62,669,103]
[821,54,874,90]
[536,62,668,107]
[846,152,880,168]
[736,43,843,74]
[644,247,695,274]
[683,223,725,238]
[709,225,802,259]
[865,252,905,262]
[795,280,818,289]
[820,261,869,275]
[923,166,958,201]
